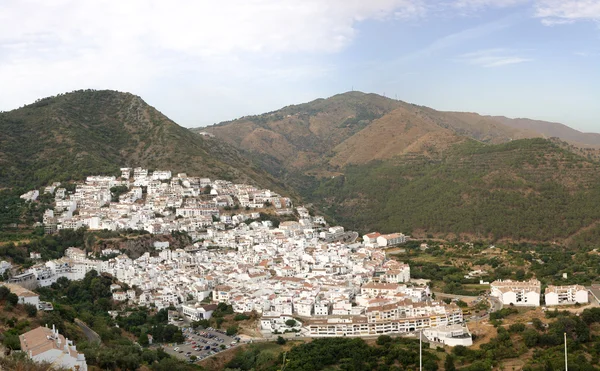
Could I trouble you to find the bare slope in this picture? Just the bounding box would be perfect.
[198,92,541,170]
[489,116,600,147]
[200,91,402,169]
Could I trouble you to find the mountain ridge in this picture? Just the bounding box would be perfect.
[0,90,286,194]
[194,91,600,245]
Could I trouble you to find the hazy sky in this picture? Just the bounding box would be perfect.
[1,0,600,132]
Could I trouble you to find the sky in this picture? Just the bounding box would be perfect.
[1,0,600,132]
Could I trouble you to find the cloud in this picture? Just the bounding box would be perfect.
[534,0,600,25]
[453,0,531,10]
[0,0,425,57]
[394,13,518,64]
[0,0,425,114]
[457,48,533,67]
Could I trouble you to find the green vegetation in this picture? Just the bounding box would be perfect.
[0,352,66,371]
[309,138,600,243]
[30,271,198,370]
[225,337,439,371]
[110,185,130,202]
[450,308,600,370]
[0,89,286,195]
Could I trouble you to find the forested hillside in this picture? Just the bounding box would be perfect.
[307,138,600,242]
[194,92,600,244]
[0,90,284,193]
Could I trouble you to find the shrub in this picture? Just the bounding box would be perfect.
[24,303,37,317]
[508,323,525,333]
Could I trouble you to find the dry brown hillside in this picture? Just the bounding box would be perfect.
[489,116,600,147]
[199,92,403,169]
[197,91,541,170]
[331,107,463,166]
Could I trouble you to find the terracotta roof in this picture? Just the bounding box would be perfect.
[2,283,39,298]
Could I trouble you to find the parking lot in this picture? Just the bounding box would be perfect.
[163,327,241,363]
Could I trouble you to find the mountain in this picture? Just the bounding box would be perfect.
[197,92,541,174]
[195,91,600,244]
[0,90,284,192]
[313,138,600,243]
[489,116,600,147]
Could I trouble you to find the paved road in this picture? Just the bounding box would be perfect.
[488,296,503,313]
[74,318,101,343]
[323,232,358,244]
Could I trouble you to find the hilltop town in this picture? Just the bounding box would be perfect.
[13,167,470,346]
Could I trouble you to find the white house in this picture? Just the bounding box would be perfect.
[544,285,588,306]
[112,291,127,301]
[363,232,381,247]
[20,190,40,202]
[65,247,87,262]
[213,285,232,303]
[376,233,407,247]
[314,300,330,316]
[20,325,88,371]
[293,299,314,317]
[490,279,541,307]
[0,260,11,275]
[182,303,218,321]
[2,283,40,308]
[423,324,473,347]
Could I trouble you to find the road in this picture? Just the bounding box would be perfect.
[323,232,358,244]
[488,296,503,313]
[74,318,101,343]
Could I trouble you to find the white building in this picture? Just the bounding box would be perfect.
[120,168,131,179]
[544,285,588,306]
[0,260,12,275]
[362,232,381,247]
[182,303,218,321]
[151,170,172,180]
[490,279,541,307]
[2,283,40,308]
[20,190,40,202]
[423,324,473,347]
[112,291,127,301]
[376,233,407,247]
[314,301,330,316]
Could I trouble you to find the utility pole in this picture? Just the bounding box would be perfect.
[419,330,422,371]
[281,351,287,371]
[564,332,568,371]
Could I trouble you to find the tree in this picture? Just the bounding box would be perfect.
[455,300,468,308]
[276,336,287,345]
[508,323,526,333]
[0,286,9,300]
[522,329,539,347]
[6,292,18,306]
[532,317,545,331]
[444,355,456,371]
[285,319,296,327]
[2,333,21,350]
[24,303,37,317]
[376,335,392,346]
[138,331,149,347]
[226,325,239,336]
